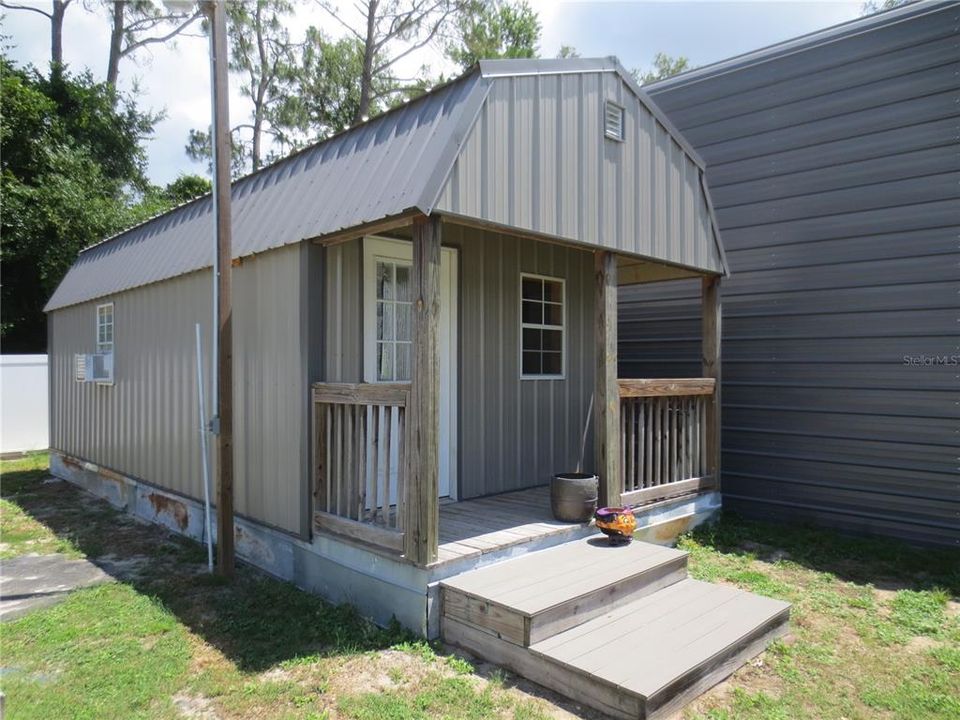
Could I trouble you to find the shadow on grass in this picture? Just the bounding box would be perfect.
[1,458,416,673]
[685,510,960,599]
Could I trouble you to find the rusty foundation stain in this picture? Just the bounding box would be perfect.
[147,493,189,530]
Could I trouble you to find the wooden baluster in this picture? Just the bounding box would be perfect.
[397,405,406,531]
[617,399,630,492]
[345,405,356,518]
[644,399,652,489]
[332,405,342,515]
[370,406,380,524]
[671,397,678,483]
[357,404,367,521]
[383,405,393,529]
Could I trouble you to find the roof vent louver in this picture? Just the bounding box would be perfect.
[604,101,625,141]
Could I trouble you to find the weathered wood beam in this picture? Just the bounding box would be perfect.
[617,261,701,285]
[311,382,409,406]
[702,276,722,485]
[405,215,441,566]
[618,378,716,398]
[594,251,621,508]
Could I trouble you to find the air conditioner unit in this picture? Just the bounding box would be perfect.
[74,353,114,383]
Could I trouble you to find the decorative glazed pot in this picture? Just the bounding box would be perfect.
[550,473,598,522]
[594,506,636,545]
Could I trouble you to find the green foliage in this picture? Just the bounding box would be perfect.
[633,52,692,86]
[556,44,579,59]
[1,56,159,351]
[448,0,541,70]
[277,30,372,143]
[162,174,212,204]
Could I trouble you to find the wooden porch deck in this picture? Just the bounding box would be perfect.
[437,486,590,565]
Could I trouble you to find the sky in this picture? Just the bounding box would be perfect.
[3,0,863,186]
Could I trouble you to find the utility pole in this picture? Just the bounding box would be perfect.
[208,0,235,577]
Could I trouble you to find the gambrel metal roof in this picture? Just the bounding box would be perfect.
[46,58,725,311]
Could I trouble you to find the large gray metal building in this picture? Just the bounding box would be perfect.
[620,0,958,546]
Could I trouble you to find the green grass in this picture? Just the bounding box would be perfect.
[2,454,958,719]
[679,515,960,720]
[0,454,553,720]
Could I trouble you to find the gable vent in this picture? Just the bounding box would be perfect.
[604,101,625,141]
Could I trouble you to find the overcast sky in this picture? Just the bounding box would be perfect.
[3,0,863,186]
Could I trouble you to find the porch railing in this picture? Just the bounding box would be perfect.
[312,382,408,554]
[619,378,717,506]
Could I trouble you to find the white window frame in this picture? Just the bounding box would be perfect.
[519,273,565,380]
[96,302,114,353]
[604,100,625,142]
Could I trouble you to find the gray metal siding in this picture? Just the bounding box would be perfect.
[323,240,364,382]
[449,224,596,499]
[434,72,724,274]
[620,1,959,545]
[49,245,307,534]
[322,225,596,499]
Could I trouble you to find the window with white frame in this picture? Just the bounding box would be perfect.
[375,260,412,381]
[520,274,564,378]
[96,303,114,353]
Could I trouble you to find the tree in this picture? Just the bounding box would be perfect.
[318,0,461,126]
[0,0,73,72]
[186,0,299,173]
[556,44,579,59]
[162,174,211,204]
[447,0,540,70]
[1,56,158,351]
[633,52,691,86]
[105,0,203,89]
[276,27,414,146]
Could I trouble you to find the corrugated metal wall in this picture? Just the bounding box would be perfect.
[449,224,596,498]
[621,2,959,546]
[49,244,308,535]
[324,225,596,500]
[435,71,723,273]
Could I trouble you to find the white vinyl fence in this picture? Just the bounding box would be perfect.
[1,355,49,454]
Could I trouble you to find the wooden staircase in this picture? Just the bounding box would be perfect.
[440,536,790,720]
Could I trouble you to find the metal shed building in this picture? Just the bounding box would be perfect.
[620,0,959,546]
[47,57,729,635]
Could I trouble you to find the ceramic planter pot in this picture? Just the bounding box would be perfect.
[594,506,636,545]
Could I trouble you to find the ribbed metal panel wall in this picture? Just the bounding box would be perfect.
[449,224,595,499]
[49,244,307,535]
[435,72,723,273]
[620,2,959,546]
[323,226,596,499]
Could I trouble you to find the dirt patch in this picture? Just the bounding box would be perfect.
[326,649,436,696]
[95,553,153,582]
[173,692,219,719]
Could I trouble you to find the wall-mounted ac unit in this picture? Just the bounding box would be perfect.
[74,353,114,383]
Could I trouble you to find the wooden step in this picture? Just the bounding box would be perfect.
[443,578,791,720]
[440,536,688,646]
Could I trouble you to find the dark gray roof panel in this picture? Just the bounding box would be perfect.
[45,71,489,311]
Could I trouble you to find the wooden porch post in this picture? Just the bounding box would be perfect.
[405,215,441,566]
[702,276,722,487]
[595,251,621,507]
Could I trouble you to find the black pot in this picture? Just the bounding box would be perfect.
[550,473,598,522]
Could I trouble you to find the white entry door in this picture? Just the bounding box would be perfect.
[363,236,458,499]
